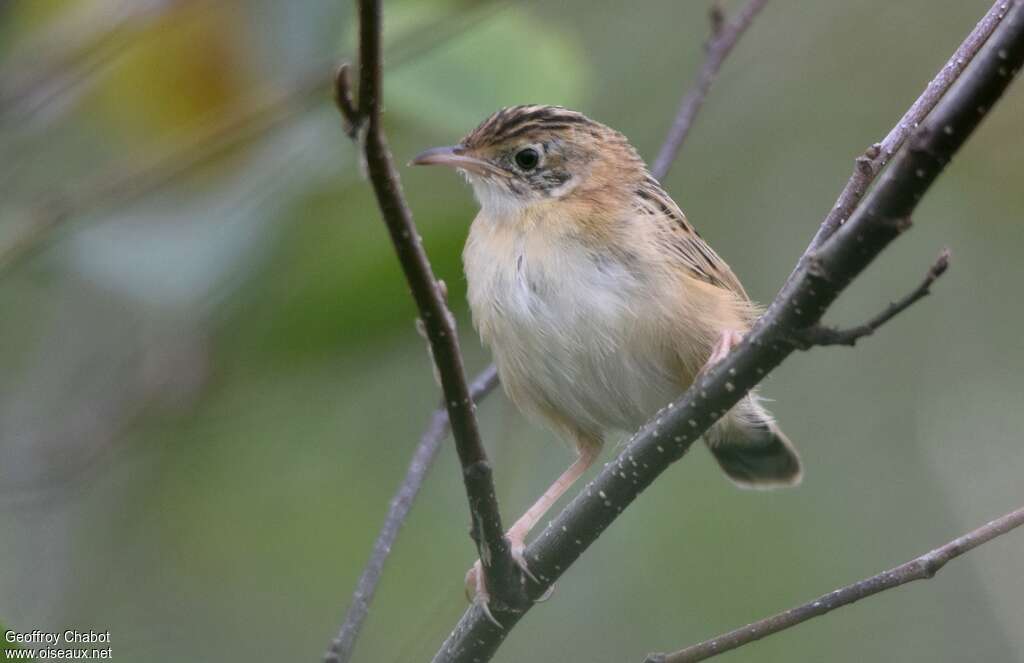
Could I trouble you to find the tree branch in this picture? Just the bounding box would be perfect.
[335,0,526,619]
[792,248,950,348]
[0,0,507,276]
[647,504,1024,663]
[782,0,1012,278]
[324,366,498,663]
[430,3,1024,661]
[651,0,771,180]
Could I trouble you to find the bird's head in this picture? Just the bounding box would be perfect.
[411,105,646,218]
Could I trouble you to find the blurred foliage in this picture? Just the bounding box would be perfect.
[0,1,1022,663]
[382,4,588,132]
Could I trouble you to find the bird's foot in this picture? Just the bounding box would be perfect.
[464,537,542,625]
[705,329,744,369]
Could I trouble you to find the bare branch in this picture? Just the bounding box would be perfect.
[793,248,950,348]
[784,0,1012,275]
[335,0,526,621]
[647,504,1024,663]
[324,366,499,663]
[333,64,360,139]
[0,0,507,276]
[430,3,1024,661]
[651,0,771,180]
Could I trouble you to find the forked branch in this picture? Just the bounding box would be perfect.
[785,0,1012,272]
[793,248,950,348]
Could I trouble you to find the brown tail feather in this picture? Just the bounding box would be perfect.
[704,393,802,488]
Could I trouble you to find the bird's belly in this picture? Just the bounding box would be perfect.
[500,324,682,436]
[468,241,682,436]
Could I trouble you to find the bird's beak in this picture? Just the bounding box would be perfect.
[409,145,505,177]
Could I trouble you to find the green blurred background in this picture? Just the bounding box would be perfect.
[1,1,1022,661]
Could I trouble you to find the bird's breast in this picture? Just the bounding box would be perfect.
[463,218,683,435]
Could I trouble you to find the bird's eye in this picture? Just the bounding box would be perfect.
[514,147,540,171]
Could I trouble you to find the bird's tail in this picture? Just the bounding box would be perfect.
[704,392,802,488]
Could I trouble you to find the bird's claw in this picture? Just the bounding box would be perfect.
[509,543,540,584]
[465,561,502,628]
[707,329,744,366]
[697,329,744,382]
[464,540,549,620]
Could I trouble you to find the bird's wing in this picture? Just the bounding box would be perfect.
[633,175,749,300]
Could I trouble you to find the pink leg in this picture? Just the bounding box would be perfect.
[465,442,600,605]
[705,329,744,369]
[506,444,599,549]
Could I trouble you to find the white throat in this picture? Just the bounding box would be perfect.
[467,175,530,219]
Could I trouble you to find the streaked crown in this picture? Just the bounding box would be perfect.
[461,105,597,149]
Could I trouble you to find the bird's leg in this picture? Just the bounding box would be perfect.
[465,442,599,603]
[704,328,744,370]
[505,443,599,563]
[695,329,746,450]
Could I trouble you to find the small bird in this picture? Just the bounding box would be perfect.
[412,105,801,600]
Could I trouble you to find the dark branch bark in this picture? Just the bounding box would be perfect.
[336,0,526,620]
[647,504,1024,663]
[0,1,506,276]
[333,63,360,139]
[324,366,498,663]
[430,3,1024,662]
[793,248,950,348]
[651,0,771,180]
[783,0,1011,277]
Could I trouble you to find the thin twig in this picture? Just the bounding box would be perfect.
[430,3,1024,661]
[0,0,507,276]
[337,0,526,619]
[333,64,360,139]
[647,505,1024,663]
[782,0,1011,277]
[794,248,950,348]
[651,0,771,180]
[324,367,498,663]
